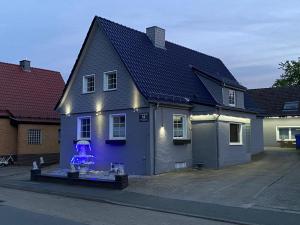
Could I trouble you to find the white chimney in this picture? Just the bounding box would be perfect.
[146,26,166,49]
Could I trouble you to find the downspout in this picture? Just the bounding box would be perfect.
[152,103,158,175]
[216,108,221,169]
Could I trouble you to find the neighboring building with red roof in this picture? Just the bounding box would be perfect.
[0,60,65,164]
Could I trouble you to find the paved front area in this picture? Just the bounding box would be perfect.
[128,148,300,211]
[0,148,300,225]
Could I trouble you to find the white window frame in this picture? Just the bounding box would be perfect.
[82,74,95,94]
[27,129,42,145]
[77,116,91,140]
[228,89,236,107]
[276,126,300,141]
[229,123,243,145]
[173,114,188,139]
[109,113,126,140]
[103,70,117,91]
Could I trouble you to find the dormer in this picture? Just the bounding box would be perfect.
[191,65,246,109]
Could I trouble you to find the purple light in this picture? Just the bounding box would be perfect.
[71,140,95,174]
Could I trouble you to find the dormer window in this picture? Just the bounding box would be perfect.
[104,71,117,91]
[283,101,299,111]
[82,74,95,94]
[228,89,236,107]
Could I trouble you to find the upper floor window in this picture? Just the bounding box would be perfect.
[229,123,242,145]
[77,117,91,140]
[104,71,117,91]
[173,114,187,139]
[28,129,42,145]
[109,114,126,140]
[228,89,236,107]
[82,74,95,93]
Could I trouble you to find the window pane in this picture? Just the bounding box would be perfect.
[173,115,186,138]
[283,101,299,111]
[28,129,41,144]
[112,115,125,138]
[291,128,300,139]
[80,118,90,139]
[84,76,95,92]
[229,90,235,105]
[106,72,117,90]
[278,128,289,140]
[230,124,240,143]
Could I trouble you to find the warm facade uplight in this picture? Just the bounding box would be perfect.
[159,126,166,138]
[96,102,102,116]
[65,104,71,116]
[132,86,140,111]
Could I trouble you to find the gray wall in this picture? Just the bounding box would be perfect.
[192,121,218,168]
[250,117,264,154]
[191,109,263,168]
[154,106,192,174]
[222,88,245,109]
[218,121,251,167]
[58,22,147,115]
[58,22,151,175]
[263,117,300,147]
[220,109,264,155]
[60,108,150,175]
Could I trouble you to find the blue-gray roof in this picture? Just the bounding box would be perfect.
[97,16,244,106]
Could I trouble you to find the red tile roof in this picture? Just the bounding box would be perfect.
[0,62,65,121]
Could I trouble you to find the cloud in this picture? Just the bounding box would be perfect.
[1,0,300,88]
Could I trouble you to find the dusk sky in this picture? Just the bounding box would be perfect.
[1,0,300,88]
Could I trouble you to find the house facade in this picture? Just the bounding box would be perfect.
[0,60,65,164]
[56,17,264,175]
[248,87,300,148]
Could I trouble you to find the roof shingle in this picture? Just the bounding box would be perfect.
[248,87,300,116]
[97,16,243,105]
[0,62,65,121]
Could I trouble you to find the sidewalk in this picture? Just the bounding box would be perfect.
[0,176,299,225]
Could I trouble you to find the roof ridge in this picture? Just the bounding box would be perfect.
[0,61,61,74]
[249,86,300,91]
[96,16,144,35]
[96,16,220,61]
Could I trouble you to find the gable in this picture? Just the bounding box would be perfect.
[57,18,147,114]
[58,16,247,109]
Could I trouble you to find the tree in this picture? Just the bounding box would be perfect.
[272,59,300,87]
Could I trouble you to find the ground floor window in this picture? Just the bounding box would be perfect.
[277,127,300,141]
[173,114,187,139]
[229,123,242,145]
[77,116,91,140]
[109,114,126,140]
[28,129,42,144]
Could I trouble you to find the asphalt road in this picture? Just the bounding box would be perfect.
[0,187,233,225]
[0,205,86,225]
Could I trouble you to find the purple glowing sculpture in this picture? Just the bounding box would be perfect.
[70,140,95,174]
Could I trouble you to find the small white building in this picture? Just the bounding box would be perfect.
[249,87,300,148]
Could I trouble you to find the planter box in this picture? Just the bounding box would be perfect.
[173,139,191,145]
[67,171,79,179]
[30,171,128,190]
[105,140,126,145]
